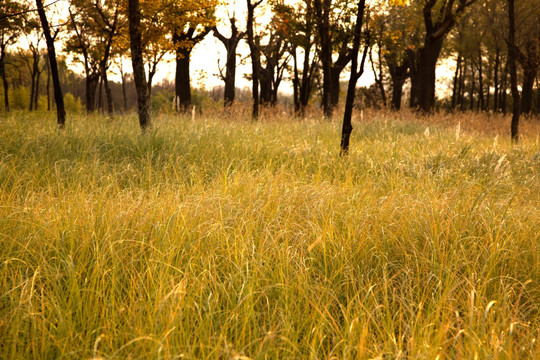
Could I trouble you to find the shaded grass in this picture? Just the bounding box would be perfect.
[1,110,539,359]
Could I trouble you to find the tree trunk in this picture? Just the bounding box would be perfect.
[493,49,499,111]
[214,23,243,107]
[314,0,333,118]
[469,64,475,111]
[175,48,192,111]
[36,0,66,128]
[477,51,484,111]
[128,0,151,132]
[247,0,261,119]
[46,55,51,111]
[507,0,520,142]
[451,54,461,110]
[520,68,536,114]
[0,47,8,112]
[409,38,444,112]
[341,0,367,155]
[120,68,128,111]
[103,68,114,115]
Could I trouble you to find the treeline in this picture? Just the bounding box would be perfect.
[0,0,539,142]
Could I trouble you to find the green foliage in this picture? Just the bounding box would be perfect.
[0,111,539,358]
[64,92,83,114]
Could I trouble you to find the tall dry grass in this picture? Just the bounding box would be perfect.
[0,109,539,359]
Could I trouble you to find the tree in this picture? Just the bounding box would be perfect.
[276,0,319,115]
[341,0,368,155]
[314,0,358,116]
[36,0,66,128]
[66,0,124,115]
[0,0,28,112]
[507,0,519,142]
[214,12,245,107]
[246,0,263,119]
[408,0,476,112]
[167,0,217,111]
[127,0,151,132]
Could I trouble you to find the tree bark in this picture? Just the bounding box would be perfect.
[247,0,262,119]
[507,0,520,142]
[0,46,9,112]
[409,0,475,113]
[451,54,461,110]
[341,0,367,155]
[521,68,537,114]
[128,0,151,132]
[214,21,244,107]
[314,0,333,118]
[409,37,444,112]
[174,47,192,111]
[493,49,499,111]
[36,0,66,128]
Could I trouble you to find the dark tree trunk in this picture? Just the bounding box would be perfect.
[292,46,300,113]
[521,68,537,114]
[409,38,444,112]
[341,0,367,155]
[314,0,333,118]
[507,0,520,142]
[34,61,41,110]
[469,63,475,111]
[477,51,484,111]
[46,55,51,111]
[493,49,500,111]
[0,46,8,112]
[214,21,244,107]
[536,77,540,114]
[175,48,192,111]
[120,66,128,111]
[500,61,508,113]
[36,0,65,128]
[103,68,113,115]
[386,55,409,110]
[451,54,461,109]
[85,73,99,112]
[247,0,262,119]
[259,69,272,105]
[459,59,467,111]
[409,0,474,113]
[128,0,151,131]
[172,26,210,112]
[370,48,387,108]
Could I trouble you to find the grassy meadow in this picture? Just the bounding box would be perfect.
[1,108,539,359]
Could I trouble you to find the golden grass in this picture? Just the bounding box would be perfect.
[0,109,539,359]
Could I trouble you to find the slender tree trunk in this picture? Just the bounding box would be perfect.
[469,64,475,111]
[536,76,540,114]
[477,51,484,111]
[36,0,66,128]
[341,0,367,155]
[451,54,460,110]
[120,67,128,111]
[507,0,520,142]
[292,46,300,113]
[247,0,261,119]
[0,47,8,112]
[46,55,51,111]
[314,0,333,118]
[103,68,113,115]
[459,58,467,110]
[493,49,499,111]
[520,68,537,114]
[128,0,151,131]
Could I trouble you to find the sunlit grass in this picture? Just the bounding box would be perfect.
[1,109,539,359]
